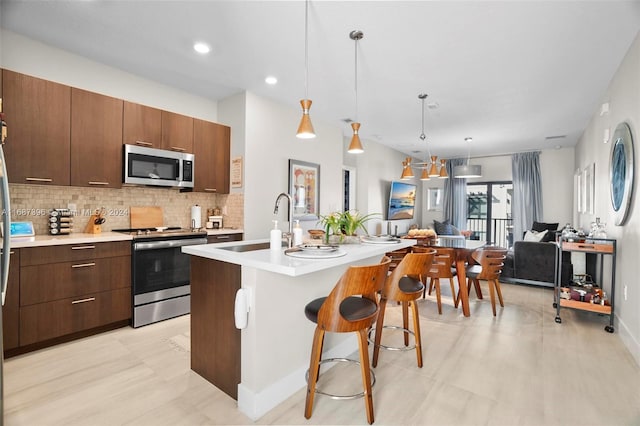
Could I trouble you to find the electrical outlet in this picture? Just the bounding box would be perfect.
[623,285,628,301]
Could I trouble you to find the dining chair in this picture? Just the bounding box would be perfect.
[413,246,459,314]
[465,248,508,316]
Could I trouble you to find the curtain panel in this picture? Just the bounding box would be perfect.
[511,151,543,241]
[443,158,467,229]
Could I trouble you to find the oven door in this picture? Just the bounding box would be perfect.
[131,237,206,327]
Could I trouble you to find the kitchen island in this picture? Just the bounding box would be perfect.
[182,237,416,420]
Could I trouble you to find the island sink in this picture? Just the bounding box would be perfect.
[219,242,271,252]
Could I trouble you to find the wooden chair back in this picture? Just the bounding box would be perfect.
[382,250,435,301]
[415,246,455,279]
[472,248,507,281]
[317,256,391,333]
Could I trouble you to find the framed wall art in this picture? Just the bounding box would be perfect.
[288,159,320,221]
[427,187,443,211]
[609,122,635,225]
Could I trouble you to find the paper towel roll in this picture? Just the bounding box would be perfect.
[191,205,202,229]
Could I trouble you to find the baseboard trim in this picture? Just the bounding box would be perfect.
[237,334,358,421]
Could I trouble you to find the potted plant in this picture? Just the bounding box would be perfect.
[318,210,379,243]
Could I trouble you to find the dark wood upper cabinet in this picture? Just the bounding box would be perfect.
[71,88,123,188]
[193,119,230,193]
[2,70,71,185]
[162,111,193,153]
[122,101,162,149]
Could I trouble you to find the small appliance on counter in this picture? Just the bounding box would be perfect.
[209,215,223,229]
[49,208,73,235]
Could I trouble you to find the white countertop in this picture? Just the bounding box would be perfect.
[1,228,243,248]
[3,232,133,248]
[182,237,416,277]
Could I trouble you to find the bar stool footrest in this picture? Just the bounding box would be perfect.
[368,325,417,351]
[305,358,376,400]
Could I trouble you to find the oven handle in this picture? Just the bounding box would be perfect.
[134,237,208,251]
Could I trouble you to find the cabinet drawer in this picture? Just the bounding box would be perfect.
[207,233,243,244]
[21,255,131,306]
[562,242,614,254]
[20,287,131,346]
[21,241,131,266]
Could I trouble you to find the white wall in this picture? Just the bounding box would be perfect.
[1,30,218,121]
[233,92,344,240]
[575,31,640,365]
[347,138,421,236]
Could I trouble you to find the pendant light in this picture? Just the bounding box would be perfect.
[400,157,414,180]
[296,0,316,139]
[347,30,364,154]
[400,93,448,180]
[453,137,482,178]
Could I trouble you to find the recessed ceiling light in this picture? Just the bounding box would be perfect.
[265,76,278,85]
[193,42,211,54]
[464,137,473,142]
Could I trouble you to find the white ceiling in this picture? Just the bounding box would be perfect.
[2,0,640,159]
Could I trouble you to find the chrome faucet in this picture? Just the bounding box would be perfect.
[274,192,294,248]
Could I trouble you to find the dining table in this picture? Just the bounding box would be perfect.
[418,236,486,317]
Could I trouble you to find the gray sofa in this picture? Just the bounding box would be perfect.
[501,241,573,287]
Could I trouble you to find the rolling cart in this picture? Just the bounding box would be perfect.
[553,237,616,333]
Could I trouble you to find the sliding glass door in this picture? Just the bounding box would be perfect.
[466,181,513,247]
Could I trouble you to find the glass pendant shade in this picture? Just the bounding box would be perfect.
[296,99,316,139]
[420,168,430,181]
[347,122,364,153]
[453,164,482,178]
[438,159,448,178]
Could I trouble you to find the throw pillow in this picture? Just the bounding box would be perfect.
[433,219,454,235]
[532,221,559,232]
[524,229,548,242]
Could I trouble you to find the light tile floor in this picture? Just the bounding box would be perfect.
[4,282,640,425]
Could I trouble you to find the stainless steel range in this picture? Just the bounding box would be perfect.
[113,227,207,327]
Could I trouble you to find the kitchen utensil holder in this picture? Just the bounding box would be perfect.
[84,214,102,234]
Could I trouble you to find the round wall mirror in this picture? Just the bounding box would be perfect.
[609,122,634,225]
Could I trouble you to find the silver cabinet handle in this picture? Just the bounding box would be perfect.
[26,177,53,182]
[71,245,95,250]
[71,262,95,268]
[204,188,217,192]
[135,140,153,147]
[215,235,231,240]
[88,181,109,186]
[170,146,186,152]
[72,297,96,304]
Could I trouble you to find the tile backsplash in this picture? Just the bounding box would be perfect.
[8,184,244,235]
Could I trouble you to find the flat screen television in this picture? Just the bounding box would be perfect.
[387,181,417,220]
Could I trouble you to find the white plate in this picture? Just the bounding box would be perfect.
[285,248,347,259]
[155,226,168,232]
[360,235,401,244]
[297,244,339,252]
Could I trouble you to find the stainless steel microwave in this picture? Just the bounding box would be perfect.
[123,144,194,188]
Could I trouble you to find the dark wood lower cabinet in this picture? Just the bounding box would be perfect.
[2,249,20,351]
[190,257,241,399]
[20,287,131,346]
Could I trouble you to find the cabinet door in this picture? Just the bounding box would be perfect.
[71,88,123,188]
[2,249,20,351]
[193,119,230,193]
[207,233,243,244]
[20,287,131,346]
[162,111,193,153]
[123,101,162,148]
[2,70,71,185]
[20,255,131,306]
